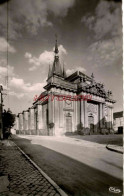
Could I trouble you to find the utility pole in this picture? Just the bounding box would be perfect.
[0,85,3,139]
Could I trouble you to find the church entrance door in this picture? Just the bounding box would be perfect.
[88,115,94,131]
[66,114,72,132]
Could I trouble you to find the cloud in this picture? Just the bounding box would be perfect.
[58,45,67,57]
[81,0,122,39]
[0,37,15,86]
[7,76,47,114]
[0,60,15,87]
[25,53,41,71]
[66,66,86,76]
[10,77,45,92]
[47,0,75,16]
[9,91,25,99]
[0,65,7,76]
[0,37,16,53]
[0,61,46,100]
[0,0,51,38]
[25,52,32,59]
[0,54,46,102]
[0,0,75,38]
[87,36,122,67]
[81,0,122,68]
[10,77,24,87]
[25,45,67,71]
[0,67,46,101]
[0,59,15,76]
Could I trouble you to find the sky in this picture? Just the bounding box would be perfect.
[0,0,122,114]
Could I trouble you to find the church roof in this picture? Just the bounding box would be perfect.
[45,39,115,103]
[66,71,91,82]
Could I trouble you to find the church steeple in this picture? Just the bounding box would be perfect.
[91,73,94,80]
[54,34,59,55]
[50,35,63,77]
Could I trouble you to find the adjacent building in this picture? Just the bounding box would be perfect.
[16,39,115,136]
[113,111,123,133]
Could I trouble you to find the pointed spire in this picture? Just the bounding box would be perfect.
[54,34,59,55]
[91,73,94,80]
[47,36,63,79]
[63,63,67,78]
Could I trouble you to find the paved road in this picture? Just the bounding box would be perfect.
[12,135,123,196]
[0,140,63,196]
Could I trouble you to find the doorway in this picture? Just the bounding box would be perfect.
[88,115,94,131]
[66,114,72,132]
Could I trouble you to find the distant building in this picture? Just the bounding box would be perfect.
[113,111,123,133]
[16,39,116,136]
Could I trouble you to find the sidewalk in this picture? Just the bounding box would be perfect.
[106,144,123,154]
[18,135,106,149]
[0,140,67,196]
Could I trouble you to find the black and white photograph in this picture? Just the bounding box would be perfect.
[0,0,123,195]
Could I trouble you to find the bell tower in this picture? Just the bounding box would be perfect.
[47,36,67,80]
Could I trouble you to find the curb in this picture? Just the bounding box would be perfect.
[106,145,123,154]
[12,141,68,196]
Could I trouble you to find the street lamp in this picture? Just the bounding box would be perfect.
[0,85,3,139]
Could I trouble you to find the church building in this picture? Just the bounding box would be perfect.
[16,39,115,136]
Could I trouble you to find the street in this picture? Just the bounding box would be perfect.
[12,135,123,196]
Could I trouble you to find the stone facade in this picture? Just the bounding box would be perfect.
[16,39,115,136]
[113,111,123,133]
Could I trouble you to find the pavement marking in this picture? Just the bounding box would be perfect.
[12,141,68,196]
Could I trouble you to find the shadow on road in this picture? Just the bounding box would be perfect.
[12,135,123,196]
[66,134,123,146]
[100,159,123,170]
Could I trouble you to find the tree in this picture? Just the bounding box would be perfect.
[2,109,15,139]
